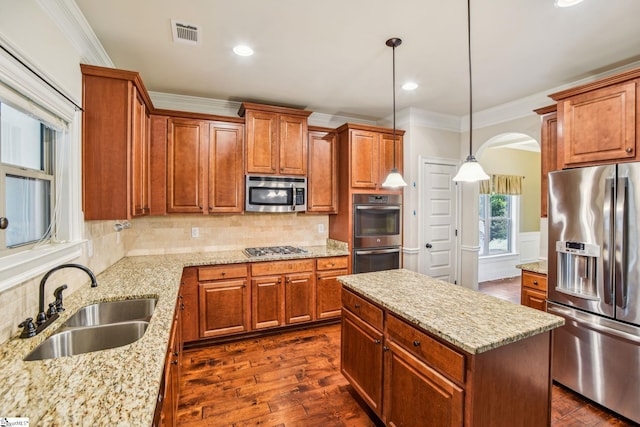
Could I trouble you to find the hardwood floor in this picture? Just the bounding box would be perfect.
[177,321,636,426]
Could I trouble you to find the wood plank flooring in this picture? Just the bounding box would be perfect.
[177,321,636,426]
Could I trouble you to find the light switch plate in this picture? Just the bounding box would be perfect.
[191,227,199,238]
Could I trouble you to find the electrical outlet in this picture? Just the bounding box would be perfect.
[191,227,200,238]
[318,223,325,233]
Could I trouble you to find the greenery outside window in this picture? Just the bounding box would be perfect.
[479,194,515,256]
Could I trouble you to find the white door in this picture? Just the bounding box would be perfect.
[420,161,458,283]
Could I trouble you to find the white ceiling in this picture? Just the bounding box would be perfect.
[74,0,640,122]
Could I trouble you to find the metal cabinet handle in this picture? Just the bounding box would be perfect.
[354,303,361,309]
[375,339,381,344]
[413,340,421,347]
[533,280,538,285]
[383,346,389,352]
[626,147,633,153]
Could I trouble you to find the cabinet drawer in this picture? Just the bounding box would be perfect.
[251,259,314,276]
[522,271,547,292]
[342,289,383,332]
[386,314,465,384]
[198,264,248,281]
[317,256,349,271]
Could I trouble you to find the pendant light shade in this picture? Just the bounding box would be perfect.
[453,0,489,183]
[381,37,408,188]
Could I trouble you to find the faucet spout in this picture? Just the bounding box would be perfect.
[37,263,97,324]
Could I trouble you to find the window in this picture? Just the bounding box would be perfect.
[479,194,515,256]
[0,44,83,291]
[1,102,56,249]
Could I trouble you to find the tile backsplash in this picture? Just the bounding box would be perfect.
[124,213,329,255]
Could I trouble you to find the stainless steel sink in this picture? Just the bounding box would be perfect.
[24,321,150,361]
[62,298,157,328]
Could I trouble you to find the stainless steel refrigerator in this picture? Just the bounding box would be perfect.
[548,164,640,424]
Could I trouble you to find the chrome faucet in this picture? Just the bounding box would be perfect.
[19,263,97,338]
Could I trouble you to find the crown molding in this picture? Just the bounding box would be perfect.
[36,0,113,67]
[149,91,242,117]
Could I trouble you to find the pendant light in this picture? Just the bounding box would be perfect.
[453,0,489,182]
[381,37,408,188]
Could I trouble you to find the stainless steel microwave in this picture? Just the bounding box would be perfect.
[245,175,307,213]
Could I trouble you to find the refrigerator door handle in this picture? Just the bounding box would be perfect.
[547,303,640,344]
[603,177,615,305]
[616,177,628,309]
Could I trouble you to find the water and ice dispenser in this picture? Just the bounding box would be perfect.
[556,241,600,299]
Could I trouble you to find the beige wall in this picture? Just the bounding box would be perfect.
[478,147,541,232]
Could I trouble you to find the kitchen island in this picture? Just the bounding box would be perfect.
[0,244,348,425]
[338,269,564,427]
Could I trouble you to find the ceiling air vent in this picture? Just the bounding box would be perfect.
[171,20,201,46]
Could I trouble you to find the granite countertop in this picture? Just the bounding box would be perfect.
[516,261,548,275]
[338,269,563,354]
[0,244,349,425]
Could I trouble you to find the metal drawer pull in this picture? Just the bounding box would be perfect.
[354,303,361,309]
[413,340,421,347]
[375,339,381,344]
[533,280,538,285]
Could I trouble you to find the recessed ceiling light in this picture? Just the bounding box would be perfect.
[402,82,418,91]
[233,45,254,56]
[554,0,584,7]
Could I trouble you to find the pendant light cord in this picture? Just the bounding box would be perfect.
[392,42,397,168]
[467,0,473,158]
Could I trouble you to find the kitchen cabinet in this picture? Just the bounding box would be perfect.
[81,64,153,220]
[157,290,183,427]
[251,259,315,329]
[166,117,244,214]
[520,270,547,312]
[239,102,312,176]
[315,256,348,319]
[549,69,640,169]
[337,123,404,192]
[341,299,384,415]
[534,105,558,218]
[341,284,554,427]
[307,128,338,213]
[198,264,251,338]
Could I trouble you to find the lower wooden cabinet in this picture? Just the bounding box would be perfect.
[180,255,347,343]
[384,340,463,427]
[520,270,548,311]
[154,292,183,427]
[341,287,553,427]
[341,308,384,414]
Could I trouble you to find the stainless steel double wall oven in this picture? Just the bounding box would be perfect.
[352,194,402,273]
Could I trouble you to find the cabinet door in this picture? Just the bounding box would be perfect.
[350,129,379,188]
[252,275,284,329]
[208,122,244,213]
[199,278,250,337]
[180,268,199,343]
[379,133,403,188]
[540,112,557,218]
[341,309,384,415]
[167,118,207,213]
[307,131,337,213]
[284,272,314,324]
[560,80,637,167]
[246,110,278,174]
[279,114,308,175]
[384,341,464,427]
[316,269,347,319]
[131,87,150,217]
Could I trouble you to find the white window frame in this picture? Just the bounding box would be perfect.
[0,42,84,291]
[478,193,519,259]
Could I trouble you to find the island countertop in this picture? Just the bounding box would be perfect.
[338,269,564,354]
[0,244,348,426]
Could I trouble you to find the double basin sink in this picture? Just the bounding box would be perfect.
[24,298,157,361]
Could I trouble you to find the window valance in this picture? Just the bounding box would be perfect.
[479,174,523,195]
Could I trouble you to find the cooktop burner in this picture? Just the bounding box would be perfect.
[243,246,310,257]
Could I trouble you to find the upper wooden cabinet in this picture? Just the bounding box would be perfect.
[307,128,338,213]
[550,69,640,169]
[239,102,312,176]
[534,105,558,218]
[81,64,153,220]
[166,117,244,214]
[337,123,404,192]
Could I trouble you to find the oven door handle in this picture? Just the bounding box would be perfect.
[355,248,401,255]
[355,206,400,211]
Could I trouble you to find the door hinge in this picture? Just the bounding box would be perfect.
[455,229,458,237]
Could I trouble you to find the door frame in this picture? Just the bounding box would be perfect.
[418,156,461,284]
